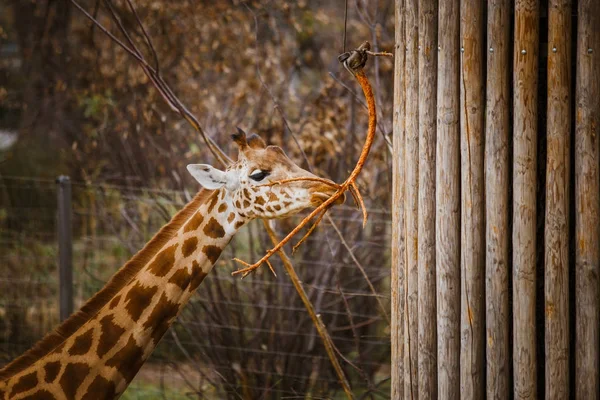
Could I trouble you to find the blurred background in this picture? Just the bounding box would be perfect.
[0,0,395,398]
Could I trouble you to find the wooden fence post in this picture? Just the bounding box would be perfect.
[404,0,419,397]
[417,0,438,398]
[574,0,600,398]
[57,175,73,322]
[392,0,407,398]
[512,0,540,398]
[545,0,572,398]
[436,0,460,397]
[459,0,485,398]
[485,1,511,398]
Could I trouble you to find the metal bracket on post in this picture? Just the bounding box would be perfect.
[57,175,73,322]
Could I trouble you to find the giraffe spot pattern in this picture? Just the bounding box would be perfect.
[268,192,278,201]
[243,199,251,208]
[235,200,241,208]
[234,221,245,229]
[51,342,66,355]
[207,192,219,213]
[243,189,251,199]
[217,203,227,213]
[109,294,122,309]
[105,336,144,383]
[59,362,90,400]
[43,361,61,383]
[255,196,265,206]
[283,201,291,207]
[227,213,235,223]
[168,268,192,291]
[203,245,222,264]
[189,260,208,291]
[125,283,159,322]
[97,315,126,358]
[26,389,55,400]
[273,204,281,211]
[147,244,177,277]
[183,211,204,233]
[203,217,225,239]
[143,293,180,346]
[181,237,198,257]
[69,327,94,356]
[9,371,37,398]
[81,376,116,400]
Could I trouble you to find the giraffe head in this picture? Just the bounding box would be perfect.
[187,129,344,219]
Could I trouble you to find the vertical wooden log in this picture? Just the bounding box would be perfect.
[404,0,419,397]
[392,0,407,397]
[485,1,511,398]
[459,0,485,398]
[436,0,460,397]
[512,0,539,398]
[545,0,572,398]
[575,1,599,398]
[417,0,438,397]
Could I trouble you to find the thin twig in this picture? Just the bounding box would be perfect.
[232,41,387,278]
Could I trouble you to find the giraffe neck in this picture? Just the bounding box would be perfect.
[0,189,246,399]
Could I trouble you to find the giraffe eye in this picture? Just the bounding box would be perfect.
[249,169,270,182]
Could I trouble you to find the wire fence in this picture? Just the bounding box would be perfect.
[0,176,391,399]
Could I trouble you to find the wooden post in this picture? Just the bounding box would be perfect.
[417,0,438,398]
[545,0,572,398]
[404,0,419,397]
[459,0,485,398]
[512,0,539,398]
[392,0,406,397]
[575,0,600,398]
[485,1,511,398]
[436,0,460,397]
[57,175,73,322]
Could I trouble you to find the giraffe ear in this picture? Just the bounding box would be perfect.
[187,164,227,189]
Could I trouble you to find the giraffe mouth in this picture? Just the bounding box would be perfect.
[310,185,345,206]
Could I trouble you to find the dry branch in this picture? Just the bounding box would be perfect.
[231,41,392,278]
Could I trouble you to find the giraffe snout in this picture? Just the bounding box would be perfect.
[310,182,345,206]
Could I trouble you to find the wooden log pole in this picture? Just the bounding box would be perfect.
[392,0,406,397]
[574,0,600,398]
[417,0,438,398]
[485,1,511,398]
[545,0,572,398]
[512,0,540,398]
[459,0,485,398]
[404,0,419,397]
[436,0,460,397]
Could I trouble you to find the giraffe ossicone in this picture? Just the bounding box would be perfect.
[0,129,343,399]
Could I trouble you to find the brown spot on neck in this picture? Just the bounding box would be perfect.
[125,283,158,322]
[109,294,122,310]
[234,220,245,229]
[203,217,225,239]
[181,237,198,257]
[203,245,222,264]
[207,191,220,213]
[82,376,116,400]
[105,336,144,383]
[59,362,90,399]
[143,293,180,346]
[9,371,37,398]
[227,212,236,223]
[43,361,61,383]
[68,328,94,356]
[255,196,265,205]
[147,244,177,277]
[168,267,192,291]
[217,203,227,213]
[97,315,126,358]
[189,260,208,291]
[184,211,204,233]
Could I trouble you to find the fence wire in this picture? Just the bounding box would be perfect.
[0,176,391,399]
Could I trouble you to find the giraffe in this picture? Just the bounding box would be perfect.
[0,129,343,399]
